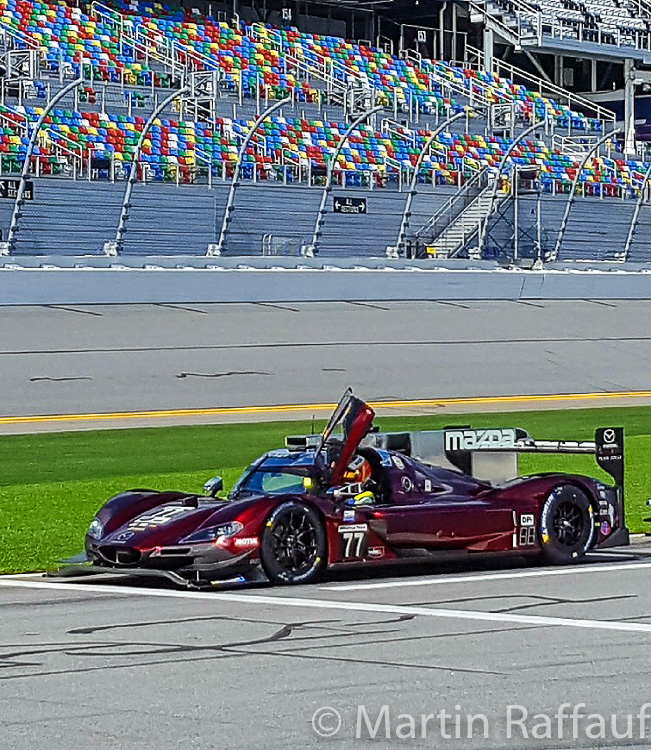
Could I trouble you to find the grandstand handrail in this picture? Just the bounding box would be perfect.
[402,51,494,112]
[135,25,220,74]
[551,127,623,261]
[92,2,205,83]
[6,75,84,252]
[0,18,40,53]
[414,166,490,241]
[0,102,27,134]
[623,160,651,260]
[381,118,416,147]
[250,24,353,86]
[464,44,615,125]
[309,104,383,252]
[0,102,80,175]
[395,110,466,252]
[477,119,542,254]
[114,84,190,253]
[213,96,292,255]
[249,23,346,93]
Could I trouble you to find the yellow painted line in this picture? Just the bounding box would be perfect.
[2,390,651,427]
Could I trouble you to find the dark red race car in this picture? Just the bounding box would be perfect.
[77,390,630,588]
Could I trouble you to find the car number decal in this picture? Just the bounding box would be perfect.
[338,523,368,560]
[128,506,188,531]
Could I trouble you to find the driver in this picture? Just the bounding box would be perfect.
[339,455,375,505]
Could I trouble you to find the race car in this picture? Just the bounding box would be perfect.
[77,389,630,588]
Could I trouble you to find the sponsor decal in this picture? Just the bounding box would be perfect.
[367,546,385,559]
[601,521,611,536]
[445,428,516,452]
[115,531,134,541]
[424,479,432,493]
[338,523,368,534]
[343,509,356,523]
[520,514,535,527]
[401,476,413,493]
[603,429,617,446]
[377,450,393,467]
[128,505,188,531]
[233,537,259,548]
[392,455,405,470]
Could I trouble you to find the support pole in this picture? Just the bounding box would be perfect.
[394,110,465,253]
[623,160,651,261]
[6,75,84,254]
[483,26,494,76]
[211,96,290,256]
[308,104,383,254]
[114,85,189,253]
[552,128,622,260]
[624,59,636,157]
[477,121,542,256]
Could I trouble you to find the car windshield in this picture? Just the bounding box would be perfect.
[233,470,306,496]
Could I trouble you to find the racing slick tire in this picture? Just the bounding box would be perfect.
[261,501,327,585]
[539,484,596,565]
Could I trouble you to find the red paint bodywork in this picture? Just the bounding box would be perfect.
[84,396,622,584]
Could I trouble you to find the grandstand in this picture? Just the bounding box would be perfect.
[0,0,650,262]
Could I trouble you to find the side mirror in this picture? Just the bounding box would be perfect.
[203,476,224,497]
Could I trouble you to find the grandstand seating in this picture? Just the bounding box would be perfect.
[0,101,644,194]
[0,0,648,261]
[0,0,607,132]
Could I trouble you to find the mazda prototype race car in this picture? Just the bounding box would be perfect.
[78,390,630,588]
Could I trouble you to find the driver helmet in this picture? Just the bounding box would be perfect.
[343,455,371,487]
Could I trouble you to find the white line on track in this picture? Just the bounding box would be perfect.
[324,560,651,592]
[1,576,651,636]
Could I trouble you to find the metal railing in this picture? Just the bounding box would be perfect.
[461,44,615,126]
[415,167,490,243]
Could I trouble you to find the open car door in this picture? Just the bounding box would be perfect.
[317,389,375,486]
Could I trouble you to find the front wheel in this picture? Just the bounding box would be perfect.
[260,501,327,585]
[539,484,596,565]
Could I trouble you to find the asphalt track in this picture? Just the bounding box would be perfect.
[2,299,651,432]
[3,548,651,750]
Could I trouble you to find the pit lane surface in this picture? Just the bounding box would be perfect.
[3,550,651,750]
[2,299,651,432]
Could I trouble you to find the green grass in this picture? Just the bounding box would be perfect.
[1,406,650,574]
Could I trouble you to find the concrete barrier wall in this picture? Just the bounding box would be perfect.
[1,265,650,304]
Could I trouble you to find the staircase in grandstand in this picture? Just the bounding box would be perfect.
[412,169,509,257]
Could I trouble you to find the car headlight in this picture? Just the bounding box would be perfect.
[181,522,243,544]
[87,517,104,539]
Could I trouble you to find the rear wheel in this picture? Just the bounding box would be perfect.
[260,501,326,585]
[539,484,596,565]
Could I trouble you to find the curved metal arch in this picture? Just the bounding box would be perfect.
[477,120,542,255]
[6,75,84,253]
[551,127,622,261]
[309,104,384,253]
[395,109,466,254]
[212,96,291,256]
[114,85,190,253]
[623,160,651,261]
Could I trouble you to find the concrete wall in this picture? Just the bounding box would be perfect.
[2,264,650,305]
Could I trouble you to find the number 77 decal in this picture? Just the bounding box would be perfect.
[338,523,368,559]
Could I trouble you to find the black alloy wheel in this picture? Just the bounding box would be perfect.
[539,484,596,565]
[260,501,326,585]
